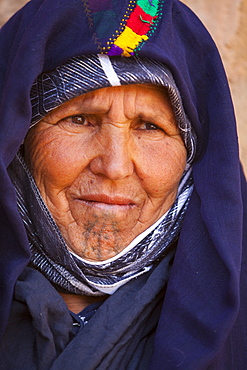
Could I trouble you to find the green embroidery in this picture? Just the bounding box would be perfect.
[137,0,159,16]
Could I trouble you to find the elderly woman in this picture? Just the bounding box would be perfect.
[0,0,246,368]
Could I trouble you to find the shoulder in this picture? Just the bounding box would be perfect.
[0,267,74,368]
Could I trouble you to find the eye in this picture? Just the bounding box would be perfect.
[59,115,88,125]
[137,121,163,131]
[55,114,97,133]
[70,115,87,125]
[143,122,161,130]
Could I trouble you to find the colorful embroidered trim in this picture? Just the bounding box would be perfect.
[103,0,160,57]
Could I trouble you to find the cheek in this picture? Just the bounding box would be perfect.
[138,139,187,198]
[25,132,88,190]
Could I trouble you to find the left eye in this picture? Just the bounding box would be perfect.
[138,122,162,131]
[145,122,160,130]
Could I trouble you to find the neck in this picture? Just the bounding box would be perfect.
[59,291,107,313]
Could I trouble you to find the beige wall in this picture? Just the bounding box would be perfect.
[0,0,28,25]
[183,0,247,174]
[1,0,246,173]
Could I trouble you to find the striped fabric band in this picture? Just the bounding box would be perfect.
[98,54,121,86]
[30,54,196,163]
[9,152,194,295]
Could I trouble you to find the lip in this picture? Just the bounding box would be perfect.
[77,194,136,206]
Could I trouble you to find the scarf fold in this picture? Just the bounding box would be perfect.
[0,248,174,369]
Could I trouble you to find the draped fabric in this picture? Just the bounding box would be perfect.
[7,53,195,297]
[0,0,246,369]
[0,251,174,370]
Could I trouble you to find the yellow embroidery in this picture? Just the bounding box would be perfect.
[114,26,148,56]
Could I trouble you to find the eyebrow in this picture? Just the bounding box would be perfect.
[48,92,176,129]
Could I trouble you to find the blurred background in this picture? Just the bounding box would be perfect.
[0,0,246,173]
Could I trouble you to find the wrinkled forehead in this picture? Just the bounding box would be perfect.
[30,54,196,163]
[44,84,175,127]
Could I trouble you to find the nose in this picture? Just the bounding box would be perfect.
[89,130,134,180]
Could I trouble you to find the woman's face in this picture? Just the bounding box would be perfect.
[25,84,187,261]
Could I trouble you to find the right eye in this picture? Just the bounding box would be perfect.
[70,115,87,125]
[55,114,97,133]
[59,115,88,125]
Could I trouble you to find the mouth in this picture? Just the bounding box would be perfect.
[74,194,136,210]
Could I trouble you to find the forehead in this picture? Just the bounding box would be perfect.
[47,84,173,119]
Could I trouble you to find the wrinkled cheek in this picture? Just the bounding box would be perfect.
[41,150,83,189]
[26,137,83,190]
[139,151,186,198]
[141,171,178,198]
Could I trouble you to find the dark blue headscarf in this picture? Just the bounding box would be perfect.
[0,0,246,368]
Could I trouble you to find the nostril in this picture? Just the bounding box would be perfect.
[89,150,134,180]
